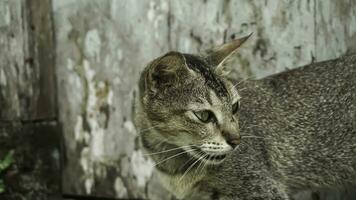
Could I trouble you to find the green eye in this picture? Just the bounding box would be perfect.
[232,101,240,114]
[193,110,214,123]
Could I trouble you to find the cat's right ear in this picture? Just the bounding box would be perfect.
[206,33,252,75]
[144,51,195,94]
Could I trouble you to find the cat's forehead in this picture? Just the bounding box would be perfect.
[183,53,229,99]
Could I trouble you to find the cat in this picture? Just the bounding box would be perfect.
[134,35,356,200]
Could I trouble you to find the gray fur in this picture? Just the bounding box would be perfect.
[134,39,356,200]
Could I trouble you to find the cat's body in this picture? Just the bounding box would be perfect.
[134,36,356,200]
[200,55,356,200]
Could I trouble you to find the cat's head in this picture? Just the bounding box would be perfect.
[137,35,251,165]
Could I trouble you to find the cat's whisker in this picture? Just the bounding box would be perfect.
[144,145,197,156]
[179,152,206,182]
[330,156,356,160]
[180,129,195,135]
[137,124,161,134]
[154,148,196,167]
[200,156,209,172]
[229,76,255,90]
[230,80,245,90]
[148,137,174,149]
[236,145,242,153]
[240,141,253,151]
[241,135,266,139]
[179,154,197,171]
[155,140,165,146]
[231,93,242,100]
[195,154,208,175]
[241,135,271,142]
[239,121,247,129]
[237,87,247,92]
[242,124,262,130]
[193,154,209,180]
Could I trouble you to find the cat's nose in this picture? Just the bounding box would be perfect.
[223,132,241,148]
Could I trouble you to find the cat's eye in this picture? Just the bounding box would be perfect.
[232,101,240,114]
[193,110,214,123]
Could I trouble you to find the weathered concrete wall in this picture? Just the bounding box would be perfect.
[0,0,60,199]
[53,0,172,199]
[0,0,56,121]
[0,0,28,120]
[52,0,356,199]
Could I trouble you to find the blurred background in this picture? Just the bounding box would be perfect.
[0,0,356,199]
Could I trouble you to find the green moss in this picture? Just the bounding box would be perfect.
[0,150,14,194]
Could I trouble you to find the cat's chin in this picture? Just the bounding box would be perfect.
[201,154,227,165]
[185,146,228,165]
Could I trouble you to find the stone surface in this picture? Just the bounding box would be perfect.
[315,0,356,60]
[0,0,56,121]
[53,0,172,198]
[0,0,60,199]
[170,0,316,79]
[0,0,28,120]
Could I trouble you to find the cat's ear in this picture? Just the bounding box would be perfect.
[206,33,252,75]
[145,51,195,93]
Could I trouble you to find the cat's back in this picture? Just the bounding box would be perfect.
[240,54,356,140]
[210,54,356,195]
[256,54,356,142]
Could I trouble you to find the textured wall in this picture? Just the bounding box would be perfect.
[0,0,56,121]
[0,0,60,199]
[53,0,172,198]
[52,0,356,199]
[0,0,27,120]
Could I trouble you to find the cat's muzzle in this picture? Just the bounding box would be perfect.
[187,146,229,165]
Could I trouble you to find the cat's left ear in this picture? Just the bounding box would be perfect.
[144,51,196,94]
[206,33,252,75]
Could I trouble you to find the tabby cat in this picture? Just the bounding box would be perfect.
[134,35,356,200]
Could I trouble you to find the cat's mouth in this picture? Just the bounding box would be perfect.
[188,146,227,164]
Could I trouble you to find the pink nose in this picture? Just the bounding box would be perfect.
[227,138,240,148]
[223,132,241,148]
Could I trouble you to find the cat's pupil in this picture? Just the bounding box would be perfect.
[232,102,239,114]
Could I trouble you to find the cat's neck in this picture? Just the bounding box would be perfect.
[141,131,200,175]
[141,131,208,198]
